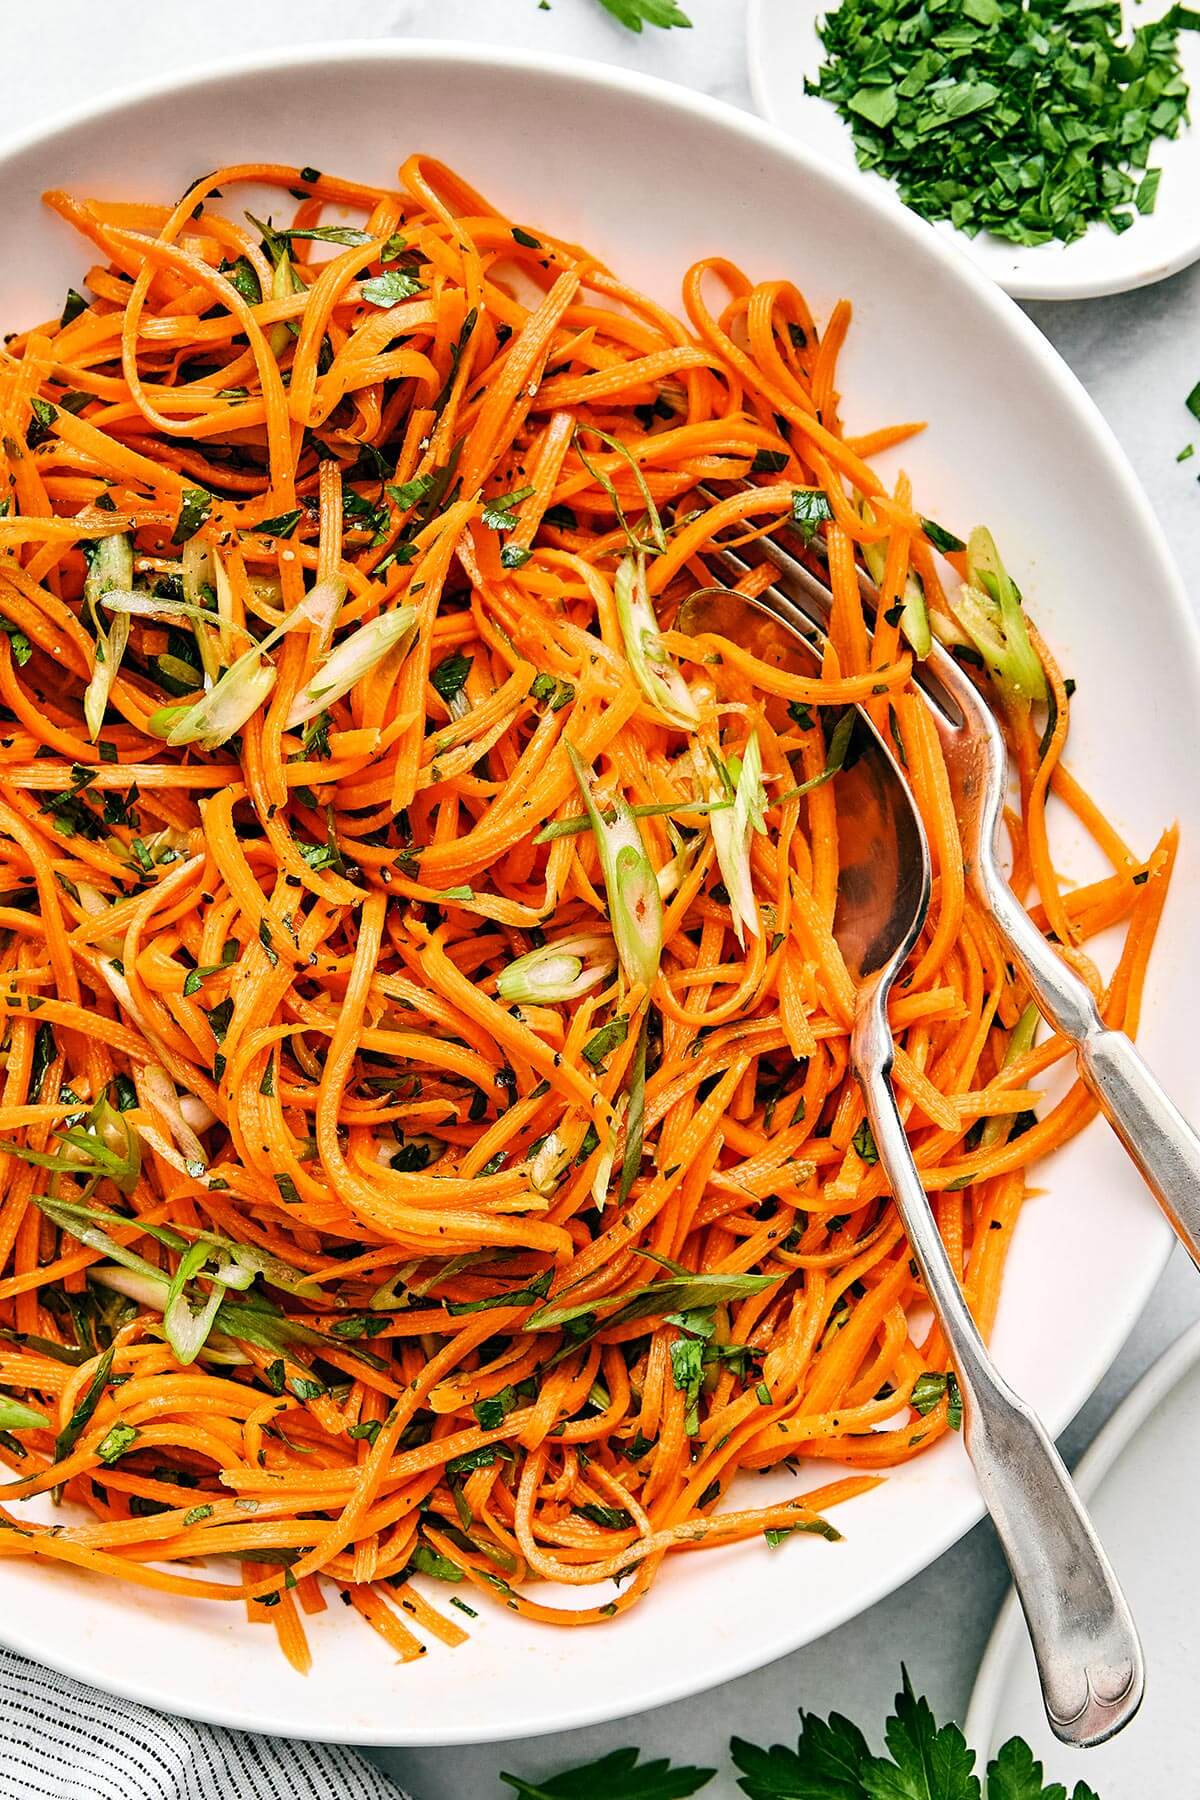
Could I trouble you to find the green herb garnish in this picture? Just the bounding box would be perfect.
[596,0,691,30]
[809,0,1200,247]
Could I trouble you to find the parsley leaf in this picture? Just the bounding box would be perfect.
[483,484,536,530]
[0,616,33,668]
[582,1014,629,1069]
[266,223,372,247]
[510,1673,1100,1800]
[860,1671,980,1799]
[732,1707,871,1798]
[987,1737,1099,1800]
[255,509,302,539]
[386,473,434,512]
[409,1542,464,1582]
[473,1386,518,1430]
[791,488,834,544]
[359,269,425,307]
[500,1746,714,1798]
[171,489,211,546]
[670,1335,706,1435]
[60,288,89,327]
[852,1119,879,1165]
[445,1267,553,1316]
[430,650,473,704]
[96,1423,138,1465]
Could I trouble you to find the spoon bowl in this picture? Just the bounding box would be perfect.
[676,584,928,982]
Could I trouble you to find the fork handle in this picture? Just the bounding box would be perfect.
[855,994,1144,1747]
[983,869,1200,1270]
[1078,1026,1200,1265]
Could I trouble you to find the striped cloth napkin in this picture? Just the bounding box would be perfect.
[0,1647,411,1800]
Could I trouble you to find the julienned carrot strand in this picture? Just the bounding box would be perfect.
[0,151,1170,1680]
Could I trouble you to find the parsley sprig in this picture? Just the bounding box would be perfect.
[595,0,692,30]
[808,0,1200,246]
[501,1673,1102,1798]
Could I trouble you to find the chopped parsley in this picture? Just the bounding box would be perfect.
[59,288,89,328]
[791,487,834,543]
[0,617,33,668]
[809,0,1200,246]
[430,650,473,704]
[582,1014,629,1069]
[360,269,424,308]
[171,489,212,545]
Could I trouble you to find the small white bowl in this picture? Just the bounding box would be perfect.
[748,0,1200,300]
[967,1316,1200,1793]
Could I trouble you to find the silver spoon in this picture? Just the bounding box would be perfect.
[679,584,1144,1749]
[697,488,1200,1272]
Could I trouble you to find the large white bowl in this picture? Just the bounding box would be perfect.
[0,41,1195,1748]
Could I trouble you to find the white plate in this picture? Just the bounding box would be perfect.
[747,0,1200,300]
[967,1318,1200,1792]
[0,40,1197,1748]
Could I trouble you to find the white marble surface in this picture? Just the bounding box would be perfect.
[3,4,1199,1794]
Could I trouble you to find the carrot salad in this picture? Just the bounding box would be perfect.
[0,155,1172,1672]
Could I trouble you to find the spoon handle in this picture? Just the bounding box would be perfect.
[978,863,1200,1270]
[854,990,1144,1748]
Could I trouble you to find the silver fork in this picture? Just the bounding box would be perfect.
[697,496,1200,1270]
[678,578,1142,1749]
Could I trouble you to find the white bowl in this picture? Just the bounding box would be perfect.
[748,0,1200,301]
[0,40,1196,1747]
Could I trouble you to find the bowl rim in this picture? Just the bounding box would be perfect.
[0,33,1190,1747]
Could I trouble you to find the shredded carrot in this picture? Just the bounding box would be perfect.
[0,155,1171,1675]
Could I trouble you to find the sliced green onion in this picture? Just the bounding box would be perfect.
[83,534,133,740]
[88,1264,170,1312]
[709,732,767,947]
[0,1395,50,1433]
[84,534,132,611]
[566,744,662,994]
[52,1191,316,1302]
[951,527,1047,711]
[529,1130,570,1196]
[102,590,236,629]
[148,645,275,749]
[366,1264,419,1311]
[573,426,666,556]
[268,250,301,359]
[615,553,700,729]
[497,932,614,1006]
[88,1258,337,1366]
[34,1197,164,1285]
[181,535,222,681]
[590,1097,624,1211]
[147,579,342,749]
[980,1002,1040,1149]
[164,1240,225,1365]
[57,1088,141,1195]
[0,1088,141,1195]
[285,603,416,729]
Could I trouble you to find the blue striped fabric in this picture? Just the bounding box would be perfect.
[0,1648,411,1800]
